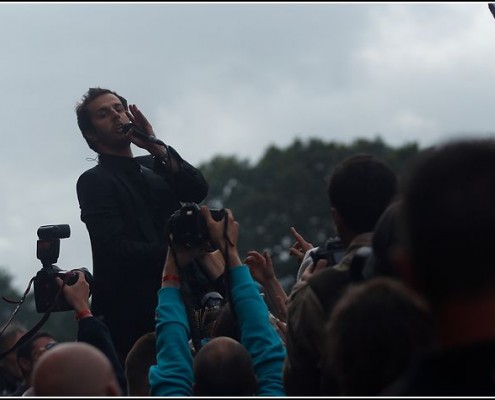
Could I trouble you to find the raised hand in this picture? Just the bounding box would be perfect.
[288,227,314,262]
[245,250,275,286]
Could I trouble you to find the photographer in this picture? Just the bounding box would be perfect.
[149,206,286,396]
[32,270,127,396]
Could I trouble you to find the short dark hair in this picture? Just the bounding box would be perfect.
[74,87,128,151]
[193,337,257,396]
[401,138,495,304]
[327,154,398,234]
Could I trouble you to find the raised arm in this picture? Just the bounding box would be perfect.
[201,207,286,396]
[244,250,288,322]
[149,239,206,396]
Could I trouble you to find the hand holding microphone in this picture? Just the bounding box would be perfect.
[122,122,166,147]
[124,103,166,147]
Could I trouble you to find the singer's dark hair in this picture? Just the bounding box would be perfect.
[75,87,128,151]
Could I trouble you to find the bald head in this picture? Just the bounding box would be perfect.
[193,336,258,396]
[32,342,121,396]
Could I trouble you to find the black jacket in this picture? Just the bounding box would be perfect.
[76,149,208,360]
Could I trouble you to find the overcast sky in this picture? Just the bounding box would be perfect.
[1,1,495,294]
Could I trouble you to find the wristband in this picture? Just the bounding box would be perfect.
[162,274,180,283]
[75,309,93,321]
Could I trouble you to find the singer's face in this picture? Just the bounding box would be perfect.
[87,93,130,149]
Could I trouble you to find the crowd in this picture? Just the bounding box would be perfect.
[1,86,495,396]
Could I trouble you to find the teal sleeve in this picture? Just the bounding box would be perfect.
[230,265,287,396]
[149,287,193,396]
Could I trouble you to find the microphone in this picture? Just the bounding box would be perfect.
[122,122,166,146]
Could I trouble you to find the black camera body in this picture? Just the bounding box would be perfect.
[310,236,346,267]
[34,224,94,313]
[33,266,93,313]
[165,203,226,249]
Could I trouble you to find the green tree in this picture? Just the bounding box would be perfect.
[199,136,420,292]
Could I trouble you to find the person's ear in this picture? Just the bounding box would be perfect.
[331,207,347,239]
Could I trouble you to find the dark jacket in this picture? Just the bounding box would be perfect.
[382,340,495,396]
[78,316,128,395]
[76,149,208,361]
[283,233,372,395]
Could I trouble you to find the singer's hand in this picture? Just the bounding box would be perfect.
[126,104,154,136]
[125,104,166,156]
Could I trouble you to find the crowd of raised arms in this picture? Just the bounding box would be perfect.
[2,87,495,396]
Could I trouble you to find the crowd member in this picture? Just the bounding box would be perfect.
[363,199,403,279]
[75,87,209,365]
[0,322,27,396]
[32,341,121,396]
[320,277,434,395]
[283,153,398,395]
[12,331,57,396]
[25,270,126,396]
[288,226,314,266]
[125,331,156,396]
[244,249,288,322]
[383,138,495,395]
[149,206,286,396]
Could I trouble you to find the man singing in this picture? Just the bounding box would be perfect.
[75,87,208,366]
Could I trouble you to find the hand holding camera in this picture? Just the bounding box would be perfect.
[165,203,226,251]
[199,205,242,268]
[55,270,91,314]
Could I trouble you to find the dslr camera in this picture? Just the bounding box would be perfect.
[310,236,346,267]
[165,203,226,249]
[33,224,94,313]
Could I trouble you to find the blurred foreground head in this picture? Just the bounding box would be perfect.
[401,138,495,306]
[32,342,121,396]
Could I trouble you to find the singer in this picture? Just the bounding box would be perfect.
[74,87,209,367]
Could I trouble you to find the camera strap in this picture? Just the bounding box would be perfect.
[0,276,68,360]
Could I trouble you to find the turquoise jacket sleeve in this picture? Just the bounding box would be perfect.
[149,287,193,396]
[230,265,287,396]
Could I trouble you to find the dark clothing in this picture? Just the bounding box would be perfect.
[283,233,372,396]
[78,316,128,395]
[382,340,495,396]
[7,382,28,397]
[76,149,208,363]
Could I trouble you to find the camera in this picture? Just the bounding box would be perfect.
[310,236,346,267]
[201,291,224,310]
[165,203,226,249]
[33,224,94,313]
